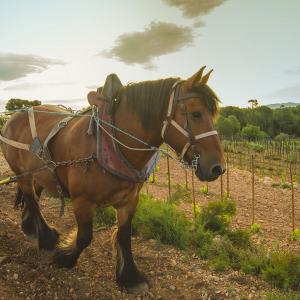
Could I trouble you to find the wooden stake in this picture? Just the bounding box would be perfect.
[226,151,230,197]
[220,174,224,201]
[251,155,255,224]
[192,169,196,220]
[185,169,188,189]
[290,163,295,232]
[166,147,171,201]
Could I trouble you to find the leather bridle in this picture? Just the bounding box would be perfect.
[161,80,218,161]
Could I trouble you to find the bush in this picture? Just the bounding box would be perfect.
[199,200,236,233]
[169,184,191,203]
[240,246,269,275]
[274,133,290,141]
[241,124,269,140]
[132,194,190,249]
[94,206,116,227]
[247,142,265,153]
[227,229,251,249]
[262,251,300,290]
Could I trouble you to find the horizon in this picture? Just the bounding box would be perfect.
[1,0,300,107]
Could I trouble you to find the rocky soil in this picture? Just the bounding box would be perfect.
[0,154,299,299]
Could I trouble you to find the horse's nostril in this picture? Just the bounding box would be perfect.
[211,164,224,176]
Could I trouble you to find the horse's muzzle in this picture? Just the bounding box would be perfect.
[195,162,226,182]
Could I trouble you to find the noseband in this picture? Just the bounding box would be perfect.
[161,80,218,161]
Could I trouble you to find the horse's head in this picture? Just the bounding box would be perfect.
[162,66,225,181]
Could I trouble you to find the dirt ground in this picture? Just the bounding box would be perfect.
[0,154,299,300]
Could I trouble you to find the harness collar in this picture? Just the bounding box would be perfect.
[161,80,218,160]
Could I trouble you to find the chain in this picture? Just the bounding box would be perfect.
[54,153,96,168]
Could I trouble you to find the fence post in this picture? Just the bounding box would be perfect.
[290,163,295,232]
[191,170,196,220]
[220,174,224,201]
[226,151,230,198]
[166,147,171,201]
[151,169,156,183]
[251,154,255,225]
[185,169,188,189]
[145,179,149,195]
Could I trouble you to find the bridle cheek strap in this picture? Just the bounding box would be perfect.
[161,80,218,160]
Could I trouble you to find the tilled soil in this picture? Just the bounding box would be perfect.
[0,154,299,300]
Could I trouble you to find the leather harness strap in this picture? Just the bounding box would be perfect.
[0,109,74,216]
[0,134,30,151]
[161,80,218,160]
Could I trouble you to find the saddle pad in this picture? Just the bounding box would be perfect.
[96,101,158,183]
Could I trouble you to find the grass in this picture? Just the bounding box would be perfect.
[94,194,300,293]
[169,183,191,203]
[132,194,190,249]
[264,290,300,300]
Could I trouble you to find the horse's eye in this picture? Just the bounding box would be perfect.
[191,111,202,119]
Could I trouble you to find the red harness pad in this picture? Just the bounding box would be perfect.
[95,100,158,183]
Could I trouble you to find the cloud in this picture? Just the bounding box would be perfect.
[0,53,66,81]
[4,81,73,91]
[193,19,205,28]
[85,84,99,90]
[100,22,193,69]
[162,0,227,18]
[285,67,300,75]
[270,84,300,99]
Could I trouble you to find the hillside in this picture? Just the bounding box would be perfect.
[267,102,300,109]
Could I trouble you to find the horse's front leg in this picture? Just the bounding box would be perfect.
[53,198,95,268]
[112,196,149,293]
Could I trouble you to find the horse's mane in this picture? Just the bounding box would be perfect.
[118,78,220,128]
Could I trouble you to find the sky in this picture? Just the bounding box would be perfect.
[1,0,300,110]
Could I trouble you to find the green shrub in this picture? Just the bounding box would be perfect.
[274,133,290,141]
[169,184,191,203]
[227,229,251,249]
[94,206,116,227]
[199,200,236,233]
[248,142,265,153]
[200,185,209,195]
[240,246,269,275]
[133,194,190,249]
[265,290,299,300]
[262,251,300,290]
[190,222,214,259]
[290,229,300,241]
[251,223,262,233]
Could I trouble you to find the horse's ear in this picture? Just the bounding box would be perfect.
[100,73,123,101]
[201,69,213,84]
[185,66,206,89]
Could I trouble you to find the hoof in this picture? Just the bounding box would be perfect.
[117,269,149,294]
[126,282,149,294]
[53,248,78,268]
[38,228,59,251]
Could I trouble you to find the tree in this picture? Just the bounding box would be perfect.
[5,98,42,111]
[241,124,268,140]
[248,99,258,109]
[215,115,240,138]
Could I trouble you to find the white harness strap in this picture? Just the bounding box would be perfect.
[0,134,30,150]
[28,107,38,139]
[161,80,218,160]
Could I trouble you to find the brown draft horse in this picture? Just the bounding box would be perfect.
[0,67,225,293]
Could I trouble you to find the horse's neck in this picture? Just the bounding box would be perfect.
[113,100,163,171]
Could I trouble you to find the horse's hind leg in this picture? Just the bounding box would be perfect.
[18,179,59,250]
[53,197,95,268]
[112,194,149,293]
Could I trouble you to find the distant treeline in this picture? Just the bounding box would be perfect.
[215,105,300,139]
